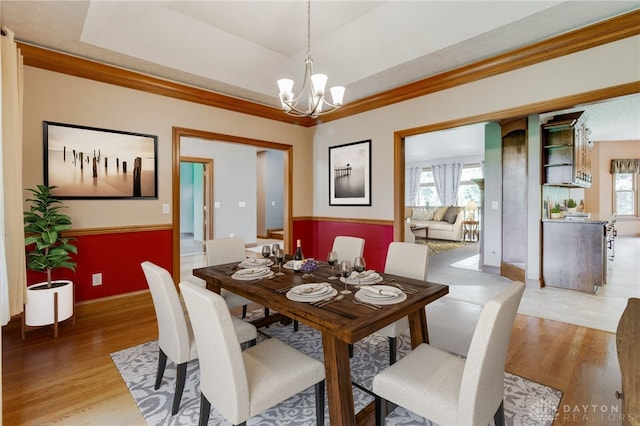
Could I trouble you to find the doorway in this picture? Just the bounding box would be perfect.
[171,127,293,283]
[179,157,213,256]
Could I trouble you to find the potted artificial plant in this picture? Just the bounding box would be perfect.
[550,203,563,219]
[23,184,78,337]
[567,198,577,213]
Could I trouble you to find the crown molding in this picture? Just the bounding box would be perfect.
[18,9,640,127]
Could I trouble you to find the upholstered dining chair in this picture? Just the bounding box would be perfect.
[141,261,257,416]
[179,281,326,426]
[380,242,429,364]
[205,237,266,318]
[332,235,365,262]
[372,281,525,426]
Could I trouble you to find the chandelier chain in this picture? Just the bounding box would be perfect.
[306,0,311,57]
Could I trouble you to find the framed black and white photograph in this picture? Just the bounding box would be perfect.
[329,139,371,206]
[43,121,158,199]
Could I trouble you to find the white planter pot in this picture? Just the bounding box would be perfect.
[25,280,74,326]
[550,212,562,219]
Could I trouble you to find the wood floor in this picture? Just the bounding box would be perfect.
[2,291,622,425]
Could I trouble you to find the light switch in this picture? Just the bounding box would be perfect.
[239,201,246,207]
[271,201,276,206]
[214,202,221,208]
[491,201,499,209]
[162,203,170,214]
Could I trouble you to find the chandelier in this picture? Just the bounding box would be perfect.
[277,0,345,118]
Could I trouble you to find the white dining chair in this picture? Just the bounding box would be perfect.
[379,242,429,364]
[179,281,326,426]
[205,237,266,318]
[332,235,365,262]
[141,261,257,415]
[372,281,525,426]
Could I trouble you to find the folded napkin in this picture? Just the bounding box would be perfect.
[235,267,267,276]
[242,257,269,265]
[293,283,330,295]
[359,285,398,297]
[350,270,377,280]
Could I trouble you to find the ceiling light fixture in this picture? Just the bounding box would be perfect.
[277,0,345,118]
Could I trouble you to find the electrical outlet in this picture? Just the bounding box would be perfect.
[92,273,103,286]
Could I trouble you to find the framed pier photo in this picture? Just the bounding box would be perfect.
[329,139,371,206]
[43,121,158,199]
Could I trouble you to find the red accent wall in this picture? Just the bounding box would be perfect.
[26,229,173,302]
[293,219,394,271]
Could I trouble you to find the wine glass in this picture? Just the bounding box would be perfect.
[275,248,285,276]
[353,256,366,287]
[340,260,352,294]
[271,243,280,262]
[261,245,271,261]
[327,251,338,280]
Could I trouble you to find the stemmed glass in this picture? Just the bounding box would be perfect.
[327,251,338,280]
[340,260,352,294]
[274,248,285,276]
[353,256,366,287]
[261,245,271,262]
[271,243,280,264]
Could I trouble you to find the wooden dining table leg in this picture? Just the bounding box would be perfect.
[407,307,429,348]
[322,333,356,426]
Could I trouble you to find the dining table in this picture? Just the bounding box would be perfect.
[193,257,449,426]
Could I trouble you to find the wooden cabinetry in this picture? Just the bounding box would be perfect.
[542,219,608,294]
[541,111,592,187]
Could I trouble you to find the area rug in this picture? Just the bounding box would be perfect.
[417,238,470,255]
[112,322,562,425]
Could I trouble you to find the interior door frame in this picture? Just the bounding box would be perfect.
[172,127,293,283]
[393,84,638,262]
[180,156,214,243]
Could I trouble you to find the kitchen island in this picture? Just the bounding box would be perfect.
[542,213,615,294]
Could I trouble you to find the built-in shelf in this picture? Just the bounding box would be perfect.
[541,111,592,188]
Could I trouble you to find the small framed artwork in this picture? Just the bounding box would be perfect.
[43,121,158,199]
[329,139,371,206]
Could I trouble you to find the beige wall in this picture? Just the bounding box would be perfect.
[22,35,640,239]
[588,140,640,236]
[312,35,639,274]
[23,67,314,228]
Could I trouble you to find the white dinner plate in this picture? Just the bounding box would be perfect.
[340,275,383,285]
[239,258,273,268]
[231,267,272,280]
[284,260,301,270]
[289,283,332,298]
[355,285,407,305]
[287,286,337,303]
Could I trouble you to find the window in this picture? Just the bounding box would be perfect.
[416,164,482,207]
[613,173,638,216]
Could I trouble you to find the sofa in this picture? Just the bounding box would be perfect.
[405,206,465,241]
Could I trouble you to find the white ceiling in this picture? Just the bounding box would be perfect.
[3,0,639,147]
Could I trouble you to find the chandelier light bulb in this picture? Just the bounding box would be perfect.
[330,86,345,106]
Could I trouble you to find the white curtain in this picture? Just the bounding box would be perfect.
[1,28,26,325]
[405,166,422,206]
[432,163,463,206]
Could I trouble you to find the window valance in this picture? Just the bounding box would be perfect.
[610,159,640,174]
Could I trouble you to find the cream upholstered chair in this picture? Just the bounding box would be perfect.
[379,242,429,364]
[332,235,365,262]
[205,237,264,318]
[179,281,326,426]
[141,261,257,415]
[404,222,416,243]
[372,281,525,426]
